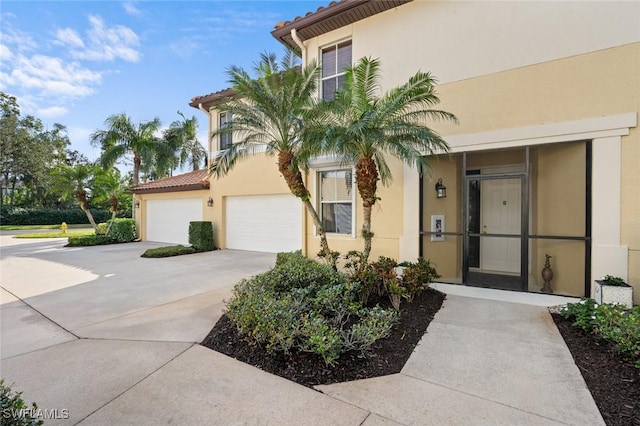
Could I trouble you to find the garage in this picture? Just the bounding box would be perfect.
[225,194,302,253]
[146,198,203,245]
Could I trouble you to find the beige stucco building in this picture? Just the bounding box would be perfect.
[135,0,639,304]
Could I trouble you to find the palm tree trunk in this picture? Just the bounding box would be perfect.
[302,198,336,270]
[133,155,141,186]
[356,157,379,264]
[278,150,336,270]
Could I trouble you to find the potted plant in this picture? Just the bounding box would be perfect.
[594,275,633,308]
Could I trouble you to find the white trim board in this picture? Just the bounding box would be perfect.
[443,113,637,152]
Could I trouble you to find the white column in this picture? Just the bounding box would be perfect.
[591,136,628,287]
[399,163,420,261]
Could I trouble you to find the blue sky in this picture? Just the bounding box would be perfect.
[0,1,319,162]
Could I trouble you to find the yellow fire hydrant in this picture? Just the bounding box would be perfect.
[60,222,68,234]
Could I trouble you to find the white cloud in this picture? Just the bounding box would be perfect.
[54,28,85,48]
[123,2,142,16]
[0,44,12,62]
[66,15,140,62]
[7,54,101,98]
[38,105,68,118]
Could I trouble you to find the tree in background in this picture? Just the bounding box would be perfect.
[90,113,162,186]
[164,111,206,172]
[51,164,100,232]
[93,168,128,233]
[322,57,456,263]
[0,92,84,208]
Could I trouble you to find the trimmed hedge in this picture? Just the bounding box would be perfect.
[67,235,114,246]
[141,245,197,258]
[106,218,136,242]
[189,221,215,252]
[0,207,131,226]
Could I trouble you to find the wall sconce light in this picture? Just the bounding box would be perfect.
[435,178,447,199]
[207,197,214,207]
[134,200,140,208]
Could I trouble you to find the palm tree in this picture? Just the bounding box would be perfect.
[210,51,336,266]
[90,113,162,186]
[164,111,206,172]
[323,57,457,263]
[52,164,99,232]
[93,168,127,234]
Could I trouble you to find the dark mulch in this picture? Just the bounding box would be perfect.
[551,313,640,426]
[201,288,445,388]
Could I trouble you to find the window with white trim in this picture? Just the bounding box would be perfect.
[319,169,353,234]
[321,40,352,101]
[219,111,232,150]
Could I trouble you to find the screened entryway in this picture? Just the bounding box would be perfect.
[420,142,591,297]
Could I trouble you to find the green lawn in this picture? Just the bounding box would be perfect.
[0,224,91,231]
[14,230,95,239]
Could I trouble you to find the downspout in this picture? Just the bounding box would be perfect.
[291,28,308,257]
[291,28,306,66]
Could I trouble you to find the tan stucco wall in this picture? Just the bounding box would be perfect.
[134,189,211,241]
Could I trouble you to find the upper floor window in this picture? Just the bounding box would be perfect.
[319,169,353,234]
[219,111,232,150]
[321,40,352,101]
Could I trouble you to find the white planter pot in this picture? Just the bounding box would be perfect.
[594,280,634,308]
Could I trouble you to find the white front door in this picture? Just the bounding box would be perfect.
[480,178,521,273]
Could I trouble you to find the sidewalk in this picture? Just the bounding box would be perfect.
[318,288,604,425]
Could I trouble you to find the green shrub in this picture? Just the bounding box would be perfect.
[275,250,303,267]
[141,245,197,258]
[560,298,598,331]
[188,221,215,252]
[107,218,136,242]
[225,253,398,365]
[400,258,441,302]
[67,235,114,246]
[96,222,108,235]
[0,206,129,226]
[0,379,44,426]
[561,299,640,369]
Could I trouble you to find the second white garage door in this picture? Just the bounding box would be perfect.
[146,198,203,245]
[225,194,302,253]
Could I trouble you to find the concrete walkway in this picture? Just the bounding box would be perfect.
[0,235,604,425]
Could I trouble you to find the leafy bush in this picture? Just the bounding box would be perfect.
[0,379,43,426]
[599,275,628,287]
[96,222,108,235]
[400,258,440,302]
[141,245,197,258]
[67,235,114,246]
[275,250,303,267]
[106,218,136,242]
[561,299,640,368]
[0,206,129,226]
[226,252,398,365]
[188,221,215,252]
[560,298,598,331]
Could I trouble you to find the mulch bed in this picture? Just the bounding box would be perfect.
[551,313,640,426]
[201,288,445,388]
[201,290,639,424]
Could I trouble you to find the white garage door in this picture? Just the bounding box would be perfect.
[226,194,302,253]
[146,198,203,245]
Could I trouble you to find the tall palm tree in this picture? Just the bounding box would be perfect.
[164,111,206,172]
[210,51,336,266]
[52,164,99,232]
[90,113,162,186]
[324,57,457,263]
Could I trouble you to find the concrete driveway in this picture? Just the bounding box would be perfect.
[0,236,369,425]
